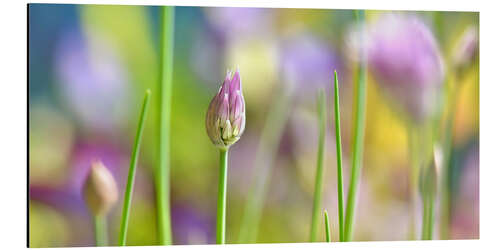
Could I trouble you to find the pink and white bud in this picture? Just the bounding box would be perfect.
[83,160,119,216]
[206,70,246,149]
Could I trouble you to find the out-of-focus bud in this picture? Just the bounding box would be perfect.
[366,14,445,122]
[452,26,478,73]
[206,70,246,149]
[83,160,119,216]
[433,144,444,180]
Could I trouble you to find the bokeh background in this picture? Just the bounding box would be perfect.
[28,4,479,247]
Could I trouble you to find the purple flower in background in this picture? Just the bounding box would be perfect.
[280,34,342,94]
[366,14,444,121]
[205,7,271,41]
[190,29,225,86]
[29,185,88,215]
[206,70,246,149]
[171,204,215,245]
[54,29,130,132]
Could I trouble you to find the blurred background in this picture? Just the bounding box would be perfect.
[28,4,479,247]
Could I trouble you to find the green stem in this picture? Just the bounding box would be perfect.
[310,89,327,242]
[427,195,435,240]
[237,85,294,243]
[216,149,229,244]
[421,195,429,240]
[333,71,345,242]
[422,166,437,240]
[422,188,436,240]
[118,90,151,246]
[344,9,367,242]
[418,122,436,241]
[440,75,458,240]
[156,6,175,245]
[94,215,107,246]
[406,123,419,240]
[324,210,332,242]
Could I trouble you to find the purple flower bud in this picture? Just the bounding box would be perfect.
[206,70,246,149]
[82,160,118,216]
[366,14,445,121]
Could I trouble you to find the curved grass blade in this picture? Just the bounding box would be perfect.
[310,89,327,242]
[324,210,332,242]
[119,89,152,246]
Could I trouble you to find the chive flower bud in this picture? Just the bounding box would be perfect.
[83,160,119,216]
[206,70,246,149]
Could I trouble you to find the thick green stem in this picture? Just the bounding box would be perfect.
[216,149,229,244]
[94,215,107,246]
[118,90,151,246]
[333,71,345,242]
[344,9,367,242]
[324,210,332,242]
[156,6,175,245]
[310,89,327,242]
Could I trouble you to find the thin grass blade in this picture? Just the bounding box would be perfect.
[324,210,332,242]
[333,70,345,242]
[309,89,327,242]
[119,89,152,246]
